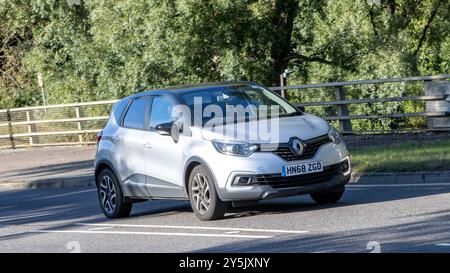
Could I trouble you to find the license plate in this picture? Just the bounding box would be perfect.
[281,161,323,177]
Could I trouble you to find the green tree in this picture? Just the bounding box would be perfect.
[1,0,450,131]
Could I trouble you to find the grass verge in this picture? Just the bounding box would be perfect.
[349,139,450,173]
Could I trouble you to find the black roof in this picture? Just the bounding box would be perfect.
[157,81,257,92]
[118,81,263,102]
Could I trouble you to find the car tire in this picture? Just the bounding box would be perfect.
[188,165,227,221]
[97,168,132,218]
[310,188,345,204]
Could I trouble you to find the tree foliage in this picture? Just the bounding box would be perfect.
[1,0,450,130]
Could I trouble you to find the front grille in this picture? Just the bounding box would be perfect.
[272,134,332,161]
[253,161,344,189]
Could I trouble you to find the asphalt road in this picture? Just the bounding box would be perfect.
[1,181,450,253]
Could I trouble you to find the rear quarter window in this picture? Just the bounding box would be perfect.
[111,99,128,123]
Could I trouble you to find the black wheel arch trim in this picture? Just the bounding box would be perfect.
[94,159,126,196]
[184,156,221,199]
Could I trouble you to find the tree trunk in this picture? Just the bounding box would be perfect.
[269,0,299,86]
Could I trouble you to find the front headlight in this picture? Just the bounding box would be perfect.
[328,127,342,144]
[212,140,258,156]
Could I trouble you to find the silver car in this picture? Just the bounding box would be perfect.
[94,82,351,221]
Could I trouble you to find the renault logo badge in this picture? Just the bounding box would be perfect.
[291,138,306,156]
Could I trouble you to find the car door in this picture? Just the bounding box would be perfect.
[144,95,186,198]
[114,96,151,198]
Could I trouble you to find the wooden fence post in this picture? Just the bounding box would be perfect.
[6,109,15,149]
[335,86,352,133]
[425,80,450,130]
[279,74,285,98]
[75,106,83,144]
[26,110,33,146]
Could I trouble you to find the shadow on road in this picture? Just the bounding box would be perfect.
[1,183,450,225]
[0,159,95,191]
[0,160,93,180]
[1,182,450,251]
[215,184,450,220]
[196,209,450,253]
[0,187,190,242]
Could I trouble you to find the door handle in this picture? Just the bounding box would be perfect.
[111,136,120,142]
[143,143,152,149]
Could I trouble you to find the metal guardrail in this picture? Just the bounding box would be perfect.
[0,75,449,148]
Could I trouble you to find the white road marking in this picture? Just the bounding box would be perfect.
[0,206,17,211]
[88,226,113,231]
[33,229,273,239]
[348,183,450,187]
[38,189,96,200]
[0,211,55,223]
[78,223,310,234]
[436,243,450,247]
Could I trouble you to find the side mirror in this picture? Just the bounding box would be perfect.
[297,106,306,112]
[155,121,183,143]
[155,122,173,135]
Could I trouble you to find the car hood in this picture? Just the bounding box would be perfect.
[200,114,330,143]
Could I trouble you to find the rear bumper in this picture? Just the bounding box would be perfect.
[218,158,351,201]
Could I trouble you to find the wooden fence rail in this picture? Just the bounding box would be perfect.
[274,74,450,133]
[0,75,449,149]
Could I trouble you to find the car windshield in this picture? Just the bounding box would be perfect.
[180,84,301,126]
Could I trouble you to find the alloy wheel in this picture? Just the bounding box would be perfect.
[191,173,210,215]
[99,175,117,214]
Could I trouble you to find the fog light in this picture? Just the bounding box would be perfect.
[233,176,252,185]
[342,159,350,172]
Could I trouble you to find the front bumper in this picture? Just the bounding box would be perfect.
[217,158,351,201]
[259,170,350,200]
